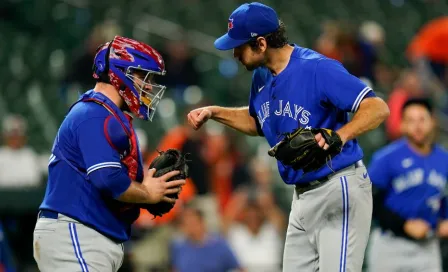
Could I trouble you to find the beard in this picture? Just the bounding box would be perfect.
[243,63,258,71]
[240,58,264,71]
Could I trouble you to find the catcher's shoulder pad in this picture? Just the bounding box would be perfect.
[104,115,130,156]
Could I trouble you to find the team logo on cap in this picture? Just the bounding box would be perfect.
[228,18,234,31]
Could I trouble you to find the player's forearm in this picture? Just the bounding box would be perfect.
[90,167,153,204]
[337,97,389,144]
[210,106,260,136]
[117,181,152,204]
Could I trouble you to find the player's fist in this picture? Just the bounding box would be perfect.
[143,168,186,204]
[187,107,213,130]
[437,220,448,238]
[404,219,431,240]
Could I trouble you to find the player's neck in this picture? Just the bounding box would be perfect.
[265,44,295,76]
[408,140,433,155]
[93,83,124,109]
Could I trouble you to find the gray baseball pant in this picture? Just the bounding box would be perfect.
[367,228,442,272]
[283,161,373,272]
[33,213,124,272]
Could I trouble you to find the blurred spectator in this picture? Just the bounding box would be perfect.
[357,20,385,84]
[386,69,424,141]
[338,26,376,83]
[314,20,342,61]
[202,127,251,214]
[406,16,448,116]
[407,16,448,87]
[315,20,381,83]
[247,154,292,213]
[158,38,201,103]
[373,62,399,96]
[170,206,244,272]
[0,114,43,188]
[222,188,285,272]
[359,21,385,50]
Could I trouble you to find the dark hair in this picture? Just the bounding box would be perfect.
[401,97,433,115]
[248,20,289,49]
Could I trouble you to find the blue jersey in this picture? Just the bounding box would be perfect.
[39,90,144,242]
[249,45,375,184]
[368,138,448,229]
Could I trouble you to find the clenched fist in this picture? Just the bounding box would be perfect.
[187,107,213,130]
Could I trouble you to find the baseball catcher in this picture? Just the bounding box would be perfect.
[33,36,187,272]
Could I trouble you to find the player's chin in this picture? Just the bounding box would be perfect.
[410,136,428,146]
[239,60,258,71]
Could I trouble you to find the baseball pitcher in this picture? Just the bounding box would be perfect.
[367,98,448,272]
[33,36,187,271]
[187,2,390,271]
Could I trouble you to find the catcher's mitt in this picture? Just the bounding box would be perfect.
[142,149,189,218]
[268,128,343,173]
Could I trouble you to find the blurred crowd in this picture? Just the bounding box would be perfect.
[126,119,289,272]
[0,11,448,272]
[317,17,448,141]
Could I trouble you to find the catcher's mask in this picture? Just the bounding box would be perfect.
[92,36,167,121]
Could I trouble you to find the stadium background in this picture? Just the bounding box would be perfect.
[0,0,448,271]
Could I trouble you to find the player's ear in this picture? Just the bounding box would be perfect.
[256,37,267,53]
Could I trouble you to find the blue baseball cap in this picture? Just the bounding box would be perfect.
[214,2,280,51]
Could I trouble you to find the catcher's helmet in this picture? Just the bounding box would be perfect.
[93,36,166,121]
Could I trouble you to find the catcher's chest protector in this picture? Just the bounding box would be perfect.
[67,92,144,183]
[80,95,144,214]
[84,98,142,182]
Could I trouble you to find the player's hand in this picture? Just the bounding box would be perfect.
[437,220,448,238]
[187,107,213,130]
[143,168,186,204]
[404,219,431,240]
[314,133,330,150]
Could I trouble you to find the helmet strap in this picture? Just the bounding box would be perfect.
[99,40,113,83]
